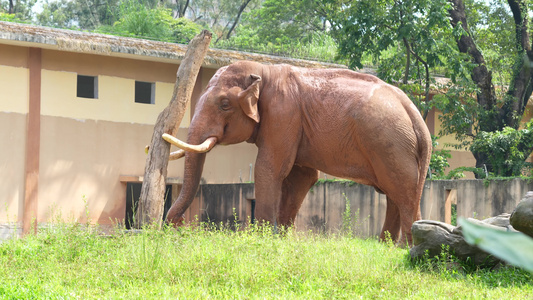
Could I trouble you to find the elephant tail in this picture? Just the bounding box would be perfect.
[409,104,432,215]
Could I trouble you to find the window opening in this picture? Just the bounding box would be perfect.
[135,81,155,104]
[125,182,172,229]
[77,75,98,99]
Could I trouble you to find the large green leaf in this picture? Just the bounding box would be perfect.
[460,218,533,272]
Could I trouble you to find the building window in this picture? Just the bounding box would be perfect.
[77,75,98,99]
[135,81,155,104]
[125,182,172,229]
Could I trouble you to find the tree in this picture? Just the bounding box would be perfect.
[135,30,211,228]
[241,0,327,46]
[217,0,338,62]
[469,122,533,177]
[186,0,260,43]
[35,0,121,29]
[175,0,189,18]
[223,0,252,40]
[36,0,77,28]
[437,0,533,176]
[95,1,201,43]
[1,0,36,21]
[328,0,458,119]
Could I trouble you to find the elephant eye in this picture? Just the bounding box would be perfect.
[219,99,232,111]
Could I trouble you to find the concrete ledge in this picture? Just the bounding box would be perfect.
[0,223,21,240]
[0,22,347,69]
[119,175,183,184]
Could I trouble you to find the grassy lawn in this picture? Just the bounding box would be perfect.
[0,221,531,299]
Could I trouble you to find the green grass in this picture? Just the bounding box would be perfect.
[0,221,531,299]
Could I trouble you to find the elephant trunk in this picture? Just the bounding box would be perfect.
[165,150,207,225]
[165,121,216,224]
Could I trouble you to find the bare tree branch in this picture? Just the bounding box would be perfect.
[177,0,190,18]
[225,0,252,40]
[8,0,14,14]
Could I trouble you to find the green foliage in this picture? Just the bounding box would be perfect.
[340,193,360,237]
[430,76,533,178]
[470,121,533,177]
[0,0,36,21]
[35,0,121,29]
[451,203,457,226]
[461,218,533,273]
[413,244,476,275]
[36,0,77,28]
[187,0,261,41]
[239,0,325,46]
[428,135,451,179]
[95,1,201,43]
[0,11,19,21]
[427,135,487,180]
[329,0,456,73]
[445,166,486,180]
[398,83,432,117]
[217,30,340,63]
[432,79,481,148]
[465,0,516,87]
[216,0,339,63]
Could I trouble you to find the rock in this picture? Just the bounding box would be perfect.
[410,220,461,259]
[480,213,512,228]
[510,192,533,238]
[453,215,516,236]
[410,220,500,267]
[410,192,533,268]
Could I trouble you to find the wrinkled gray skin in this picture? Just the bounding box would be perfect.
[166,61,432,246]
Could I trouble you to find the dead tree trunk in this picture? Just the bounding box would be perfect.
[134,30,212,228]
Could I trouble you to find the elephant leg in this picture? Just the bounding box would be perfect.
[252,127,300,226]
[253,155,293,225]
[398,199,422,247]
[277,166,319,226]
[380,196,401,243]
[382,191,421,246]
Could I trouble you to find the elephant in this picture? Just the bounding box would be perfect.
[164,61,432,246]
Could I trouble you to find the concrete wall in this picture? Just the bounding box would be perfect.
[0,44,29,227]
[454,179,533,219]
[179,179,531,238]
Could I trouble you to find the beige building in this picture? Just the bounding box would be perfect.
[0,21,485,237]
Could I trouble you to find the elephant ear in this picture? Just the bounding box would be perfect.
[238,74,261,123]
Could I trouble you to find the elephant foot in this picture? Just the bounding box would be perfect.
[166,214,186,227]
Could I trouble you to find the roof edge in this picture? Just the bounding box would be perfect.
[0,21,346,69]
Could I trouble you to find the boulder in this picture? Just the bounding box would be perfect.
[478,213,512,228]
[410,219,502,267]
[410,192,533,268]
[510,191,533,238]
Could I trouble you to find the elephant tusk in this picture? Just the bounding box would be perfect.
[169,149,186,160]
[145,145,185,160]
[162,133,217,153]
